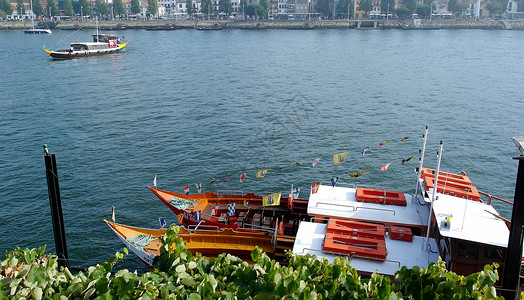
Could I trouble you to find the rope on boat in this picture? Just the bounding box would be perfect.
[53,18,95,47]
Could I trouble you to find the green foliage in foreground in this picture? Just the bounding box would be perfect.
[0,225,509,299]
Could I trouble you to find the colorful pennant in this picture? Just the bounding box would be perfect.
[240,173,246,183]
[333,151,349,165]
[228,203,236,216]
[292,162,303,166]
[195,183,202,193]
[293,187,300,199]
[379,141,390,146]
[350,169,369,178]
[312,157,321,167]
[361,147,369,156]
[311,182,320,194]
[194,211,201,221]
[183,186,189,195]
[381,162,392,172]
[402,156,416,165]
[331,177,339,187]
[256,169,269,178]
[400,136,410,142]
[263,193,282,206]
[153,174,157,188]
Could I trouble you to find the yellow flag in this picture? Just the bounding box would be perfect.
[333,152,349,165]
[263,193,281,206]
[350,169,369,178]
[256,169,269,178]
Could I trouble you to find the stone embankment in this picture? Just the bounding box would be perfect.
[1,19,524,30]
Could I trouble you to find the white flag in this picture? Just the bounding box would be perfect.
[312,157,321,167]
[153,174,157,187]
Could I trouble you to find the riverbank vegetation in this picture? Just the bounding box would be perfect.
[0,225,509,299]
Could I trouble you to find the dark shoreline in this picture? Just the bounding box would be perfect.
[1,19,522,30]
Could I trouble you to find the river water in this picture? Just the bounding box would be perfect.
[1,28,523,271]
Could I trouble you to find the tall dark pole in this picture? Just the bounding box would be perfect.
[502,137,524,300]
[44,145,70,269]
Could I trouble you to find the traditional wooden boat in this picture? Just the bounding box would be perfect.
[103,219,275,267]
[148,186,310,236]
[293,130,521,283]
[43,33,129,59]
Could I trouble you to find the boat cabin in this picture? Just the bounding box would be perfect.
[92,34,119,43]
[429,191,509,278]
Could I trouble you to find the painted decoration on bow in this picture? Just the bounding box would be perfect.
[402,156,416,165]
[256,169,269,178]
[350,169,369,178]
[312,157,321,167]
[263,193,281,206]
[333,151,349,165]
[311,183,320,194]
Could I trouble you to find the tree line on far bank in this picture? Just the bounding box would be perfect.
[0,0,514,21]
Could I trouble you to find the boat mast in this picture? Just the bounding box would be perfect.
[30,0,34,29]
[414,126,429,198]
[424,141,443,248]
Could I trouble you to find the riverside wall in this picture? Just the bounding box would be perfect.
[1,18,523,30]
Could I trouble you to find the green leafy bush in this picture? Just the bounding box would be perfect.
[0,225,506,299]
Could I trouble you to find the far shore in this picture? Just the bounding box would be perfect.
[1,18,523,30]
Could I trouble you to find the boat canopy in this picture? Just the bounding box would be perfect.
[431,193,509,248]
[93,34,118,43]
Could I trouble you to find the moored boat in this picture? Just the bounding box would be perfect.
[293,131,521,283]
[43,33,129,59]
[103,219,275,267]
[148,186,310,236]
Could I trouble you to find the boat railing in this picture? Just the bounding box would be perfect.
[216,190,246,197]
[314,202,396,215]
[242,223,274,234]
[320,181,357,189]
[297,248,401,267]
[478,190,513,206]
[356,184,394,191]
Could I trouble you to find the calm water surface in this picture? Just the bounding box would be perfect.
[1,28,523,270]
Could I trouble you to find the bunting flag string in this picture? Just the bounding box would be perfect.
[170,131,420,192]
